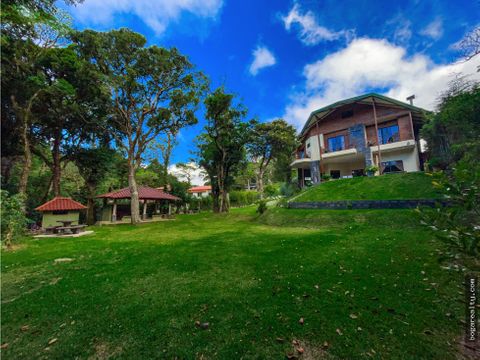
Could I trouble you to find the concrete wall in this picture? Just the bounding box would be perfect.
[323,159,366,177]
[305,135,320,161]
[101,206,112,221]
[375,145,420,172]
[41,211,80,228]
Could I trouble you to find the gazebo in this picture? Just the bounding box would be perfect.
[35,197,87,229]
[96,186,180,223]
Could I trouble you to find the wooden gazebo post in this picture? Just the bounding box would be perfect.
[112,200,117,222]
[142,200,148,220]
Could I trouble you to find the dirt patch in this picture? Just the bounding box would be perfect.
[89,342,123,360]
[458,338,479,359]
[288,340,335,360]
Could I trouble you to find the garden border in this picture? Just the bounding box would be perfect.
[287,199,449,210]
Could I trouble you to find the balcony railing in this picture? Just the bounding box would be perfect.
[323,143,355,153]
[295,151,311,159]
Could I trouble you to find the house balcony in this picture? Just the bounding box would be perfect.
[370,139,416,154]
[322,146,358,160]
[290,152,312,169]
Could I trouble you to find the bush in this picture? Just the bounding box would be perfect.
[276,197,289,208]
[230,190,259,207]
[321,174,331,181]
[264,183,280,197]
[190,195,213,211]
[418,160,480,257]
[256,200,267,214]
[279,182,299,197]
[1,191,28,248]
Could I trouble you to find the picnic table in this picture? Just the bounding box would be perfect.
[45,221,87,235]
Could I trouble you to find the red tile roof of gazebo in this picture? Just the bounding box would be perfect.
[96,186,180,201]
[35,197,87,212]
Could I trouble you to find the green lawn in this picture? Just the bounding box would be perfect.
[294,172,440,202]
[1,207,466,359]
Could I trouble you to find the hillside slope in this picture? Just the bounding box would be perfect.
[293,172,439,202]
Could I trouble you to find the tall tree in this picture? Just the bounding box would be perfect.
[1,3,77,198]
[148,127,179,182]
[247,119,297,195]
[73,29,206,224]
[196,88,252,213]
[174,162,197,185]
[31,45,110,196]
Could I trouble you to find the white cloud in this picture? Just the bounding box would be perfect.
[169,162,206,186]
[282,3,352,45]
[249,46,277,76]
[420,18,443,40]
[71,0,223,35]
[283,37,480,129]
[393,20,412,44]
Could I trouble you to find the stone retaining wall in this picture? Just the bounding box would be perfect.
[288,199,449,210]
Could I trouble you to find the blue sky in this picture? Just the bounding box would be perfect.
[63,0,480,170]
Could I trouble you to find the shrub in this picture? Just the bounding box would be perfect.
[321,174,331,181]
[418,160,480,257]
[190,195,213,211]
[230,190,259,207]
[276,197,289,208]
[256,200,267,214]
[264,183,280,197]
[279,182,299,197]
[1,191,28,248]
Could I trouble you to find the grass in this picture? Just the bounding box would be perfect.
[1,207,468,359]
[294,172,440,202]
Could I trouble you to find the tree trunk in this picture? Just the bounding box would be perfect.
[257,169,265,198]
[86,183,96,225]
[18,121,32,198]
[1,156,19,186]
[128,161,141,224]
[52,133,62,196]
[41,174,54,204]
[12,93,39,205]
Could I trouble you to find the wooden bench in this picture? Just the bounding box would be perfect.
[45,226,60,234]
[56,225,87,234]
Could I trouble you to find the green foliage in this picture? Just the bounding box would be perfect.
[189,195,213,211]
[264,183,279,197]
[1,191,28,247]
[247,119,297,193]
[196,87,253,212]
[421,82,480,169]
[229,190,259,207]
[321,173,331,181]
[256,199,268,214]
[419,160,480,256]
[279,182,300,197]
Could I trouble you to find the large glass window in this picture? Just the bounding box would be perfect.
[381,160,404,173]
[378,125,400,144]
[327,135,345,152]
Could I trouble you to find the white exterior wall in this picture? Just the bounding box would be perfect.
[323,159,366,177]
[192,191,211,198]
[373,145,420,172]
[305,135,321,161]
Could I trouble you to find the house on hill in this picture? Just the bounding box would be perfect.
[291,93,428,187]
[188,185,212,198]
